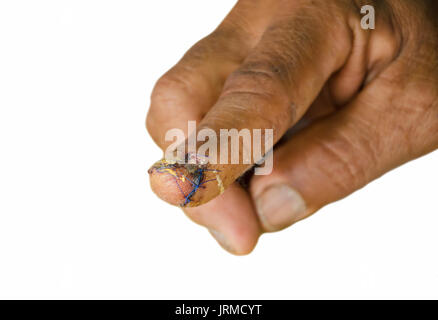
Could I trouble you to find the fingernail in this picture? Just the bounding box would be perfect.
[255,184,306,231]
[209,229,234,253]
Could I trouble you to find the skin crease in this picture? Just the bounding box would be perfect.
[147,0,438,255]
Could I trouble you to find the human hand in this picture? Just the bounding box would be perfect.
[147,0,438,254]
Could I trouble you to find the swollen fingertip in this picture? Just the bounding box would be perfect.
[148,158,223,207]
[148,161,193,206]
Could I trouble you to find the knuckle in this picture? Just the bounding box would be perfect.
[151,70,193,103]
[217,61,297,133]
[376,69,438,154]
[181,27,248,67]
[149,68,202,120]
[147,71,192,141]
[145,113,155,136]
[222,59,288,99]
[387,0,438,51]
[145,113,161,146]
[312,129,374,194]
[396,82,438,154]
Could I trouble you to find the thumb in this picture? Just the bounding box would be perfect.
[250,78,438,232]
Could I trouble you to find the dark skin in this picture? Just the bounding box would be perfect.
[147,0,438,254]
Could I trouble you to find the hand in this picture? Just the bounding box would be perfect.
[146,0,438,254]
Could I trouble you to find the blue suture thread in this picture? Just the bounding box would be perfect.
[183,167,222,206]
[154,165,221,206]
[183,168,205,206]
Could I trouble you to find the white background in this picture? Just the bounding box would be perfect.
[0,0,438,299]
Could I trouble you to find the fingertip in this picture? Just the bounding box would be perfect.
[148,159,226,207]
[186,183,261,255]
[209,228,259,256]
[149,163,192,207]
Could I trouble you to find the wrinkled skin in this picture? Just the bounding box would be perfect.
[146,0,438,255]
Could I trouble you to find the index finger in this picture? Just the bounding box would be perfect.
[149,1,355,207]
[146,0,275,149]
